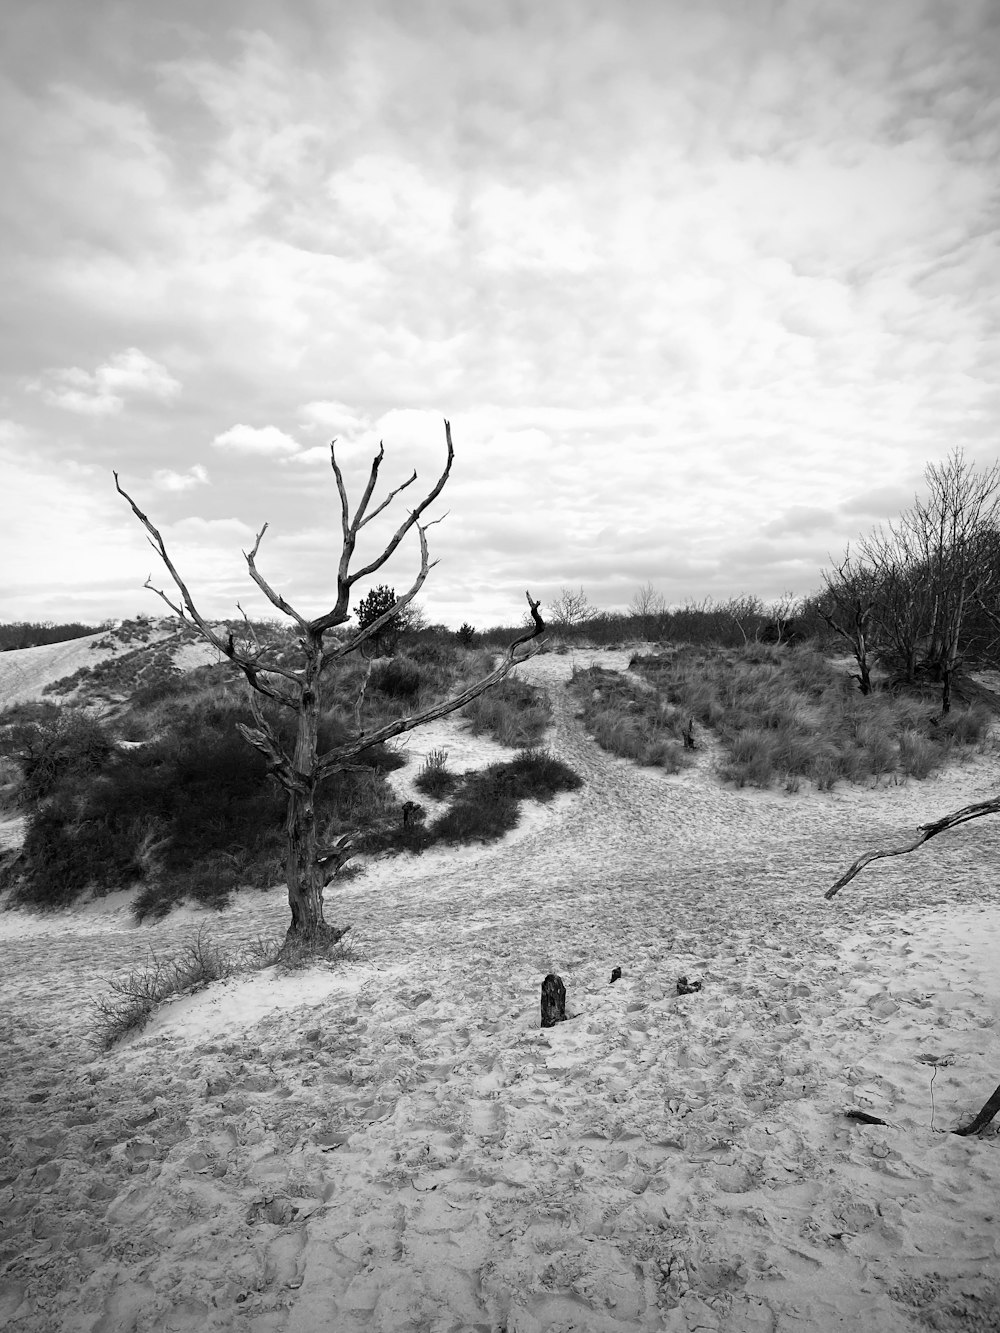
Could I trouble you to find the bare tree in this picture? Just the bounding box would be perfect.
[761,590,801,645]
[860,522,932,687]
[115,421,545,950]
[549,586,594,632]
[904,450,1000,711]
[628,582,666,640]
[722,594,764,646]
[819,550,879,694]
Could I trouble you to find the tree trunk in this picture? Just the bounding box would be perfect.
[283,664,339,944]
[285,783,328,940]
[857,658,872,695]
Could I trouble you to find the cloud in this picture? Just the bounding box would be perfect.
[212,424,300,455]
[839,485,917,518]
[31,349,181,416]
[761,505,837,538]
[153,464,209,492]
[297,400,371,435]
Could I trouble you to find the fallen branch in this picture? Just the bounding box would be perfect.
[953,1082,1000,1137]
[825,797,1000,899]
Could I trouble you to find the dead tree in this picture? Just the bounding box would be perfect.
[827,796,1000,1134]
[115,420,546,950]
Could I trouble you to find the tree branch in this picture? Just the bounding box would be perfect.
[243,524,310,630]
[315,591,545,779]
[825,797,1000,898]
[114,472,301,694]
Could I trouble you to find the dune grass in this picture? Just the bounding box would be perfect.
[569,664,693,773]
[461,673,552,747]
[625,644,994,790]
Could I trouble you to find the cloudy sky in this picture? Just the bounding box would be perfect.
[2,0,999,631]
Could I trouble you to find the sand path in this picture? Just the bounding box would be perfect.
[1,649,999,1331]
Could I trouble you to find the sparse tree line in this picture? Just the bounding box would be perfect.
[0,622,101,651]
[815,450,1000,712]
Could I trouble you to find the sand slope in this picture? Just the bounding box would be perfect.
[1,649,999,1332]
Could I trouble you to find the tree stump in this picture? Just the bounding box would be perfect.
[610,967,622,984]
[541,974,567,1028]
[683,719,696,750]
[402,800,420,826]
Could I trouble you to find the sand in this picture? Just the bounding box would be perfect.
[1,648,999,1332]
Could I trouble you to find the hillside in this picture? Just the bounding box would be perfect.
[0,620,218,709]
[1,648,999,1331]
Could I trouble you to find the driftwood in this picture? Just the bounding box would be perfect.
[676,976,702,995]
[844,1109,888,1126]
[541,974,566,1028]
[953,1083,1000,1137]
[828,796,1000,1136]
[825,797,1000,899]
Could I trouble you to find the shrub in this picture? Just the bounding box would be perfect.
[414,749,460,798]
[462,675,551,747]
[937,705,992,746]
[6,692,400,914]
[370,658,422,701]
[92,931,283,1048]
[898,730,939,778]
[16,712,115,803]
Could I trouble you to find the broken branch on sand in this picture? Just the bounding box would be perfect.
[825,796,1000,899]
[828,795,1000,1135]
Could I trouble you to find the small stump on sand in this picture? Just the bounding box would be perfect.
[610,967,622,984]
[541,974,567,1028]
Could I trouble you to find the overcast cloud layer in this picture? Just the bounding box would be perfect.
[2,0,999,629]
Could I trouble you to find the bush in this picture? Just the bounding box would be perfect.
[6,693,400,914]
[463,675,551,747]
[358,748,582,855]
[16,712,115,803]
[92,931,282,1048]
[414,749,460,798]
[370,658,422,701]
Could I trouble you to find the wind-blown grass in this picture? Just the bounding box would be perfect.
[588,645,994,790]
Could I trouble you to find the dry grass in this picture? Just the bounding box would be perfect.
[92,930,283,1049]
[615,645,995,789]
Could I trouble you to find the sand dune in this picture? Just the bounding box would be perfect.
[1,649,999,1331]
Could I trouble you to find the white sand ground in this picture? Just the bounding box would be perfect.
[1,648,999,1332]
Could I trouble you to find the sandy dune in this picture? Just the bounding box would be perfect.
[1,649,999,1331]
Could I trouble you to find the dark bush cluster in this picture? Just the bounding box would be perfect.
[4,692,402,915]
[360,747,582,856]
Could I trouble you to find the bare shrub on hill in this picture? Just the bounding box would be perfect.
[92,931,284,1048]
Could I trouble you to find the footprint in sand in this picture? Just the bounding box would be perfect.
[467,1099,505,1139]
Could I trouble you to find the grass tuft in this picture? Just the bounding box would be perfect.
[92,930,282,1049]
[462,675,551,747]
